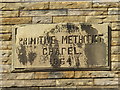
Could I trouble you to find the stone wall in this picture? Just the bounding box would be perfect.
[0,0,120,89]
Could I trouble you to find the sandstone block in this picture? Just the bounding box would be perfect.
[111,46,120,54]
[75,71,116,78]
[0,25,12,33]
[1,11,19,17]
[23,2,49,10]
[0,34,12,41]
[112,31,120,38]
[111,55,120,61]
[108,8,120,15]
[20,10,67,16]
[93,2,119,8]
[111,38,120,46]
[103,15,119,22]
[50,2,92,9]
[1,17,32,25]
[68,8,107,16]
[112,23,120,30]
[56,79,93,86]
[94,78,119,85]
[53,16,85,23]
[112,62,120,71]
[86,16,105,23]
[32,16,52,24]
[34,71,74,79]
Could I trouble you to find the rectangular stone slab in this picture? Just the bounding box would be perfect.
[12,23,110,71]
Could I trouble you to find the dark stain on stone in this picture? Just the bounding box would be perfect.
[28,51,37,65]
[81,23,98,35]
[17,44,27,65]
[49,38,61,68]
[66,23,79,33]
[81,24,107,66]
[67,57,72,66]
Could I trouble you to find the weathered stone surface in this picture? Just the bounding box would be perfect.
[1,11,19,17]
[93,2,119,8]
[68,8,107,16]
[34,71,75,79]
[94,78,119,85]
[111,62,120,71]
[53,16,85,23]
[108,8,120,15]
[0,26,12,33]
[0,41,12,50]
[32,16,52,24]
[23,2,49,10]
[111,38,120,46]
[1,17,32,24]
[0,65,11,73]
[111,55,120,61]
[23,80,56,87]
[111,46,120,54]
[1,80,56,87]
[112,31,120,38]
[4,73,34,80]
[20,10,67,16]
[86,16,105,23]
[50,2,92,9]
[75,71,116,78]
[0,34,12,41]
[56,79,93,86]
[0,3,22,10]
[112,23,120,30]
[103,15,119,22]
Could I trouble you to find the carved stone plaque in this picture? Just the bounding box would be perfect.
[12,23,110,71]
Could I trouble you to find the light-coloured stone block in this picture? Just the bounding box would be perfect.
[111,55,120,61]
[56,79,93,86]
[1,11,19,17]
[53,16,86,23]
[111,46,120,54]
[1,17,32,24]
[112,31,120,38]
[68,8,107,16]
[112,62,120,71]
[32,16,52,24]
[0,34,12,41]
[111,38,120,46]
[108,8,120,15]
[20,10,67,16]
[50,2,92,9]
[94,78,119,85]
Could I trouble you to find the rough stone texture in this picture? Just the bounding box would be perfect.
[75,71,117,78]
[56,79,93,86]
[94,78,119,86]
[108,8,120,15]
[93,2,119,8]
[20,10,67,16]
[1,11,19,17]
[50,2,92,9]
[0,26,12,33]
[1,17,32,25]
[112,31,120,38]
[3,73,34,80]
[111,38,120,46]
[0,65,11,73]
[112,23,120,30]
[68,8,107,16]
[34,71,74,79]
[1,41,12,50]
[86,16,105,23]
[32,16,52,24]
[111,46,120,54]
[0,3,22,10]
[1,80,56,87]
[53,16,85,23]
[23,2,49,10]
[111,62,120,71]
[0,34,12,41]
[103,15,119,22]
[111,55,120,61]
